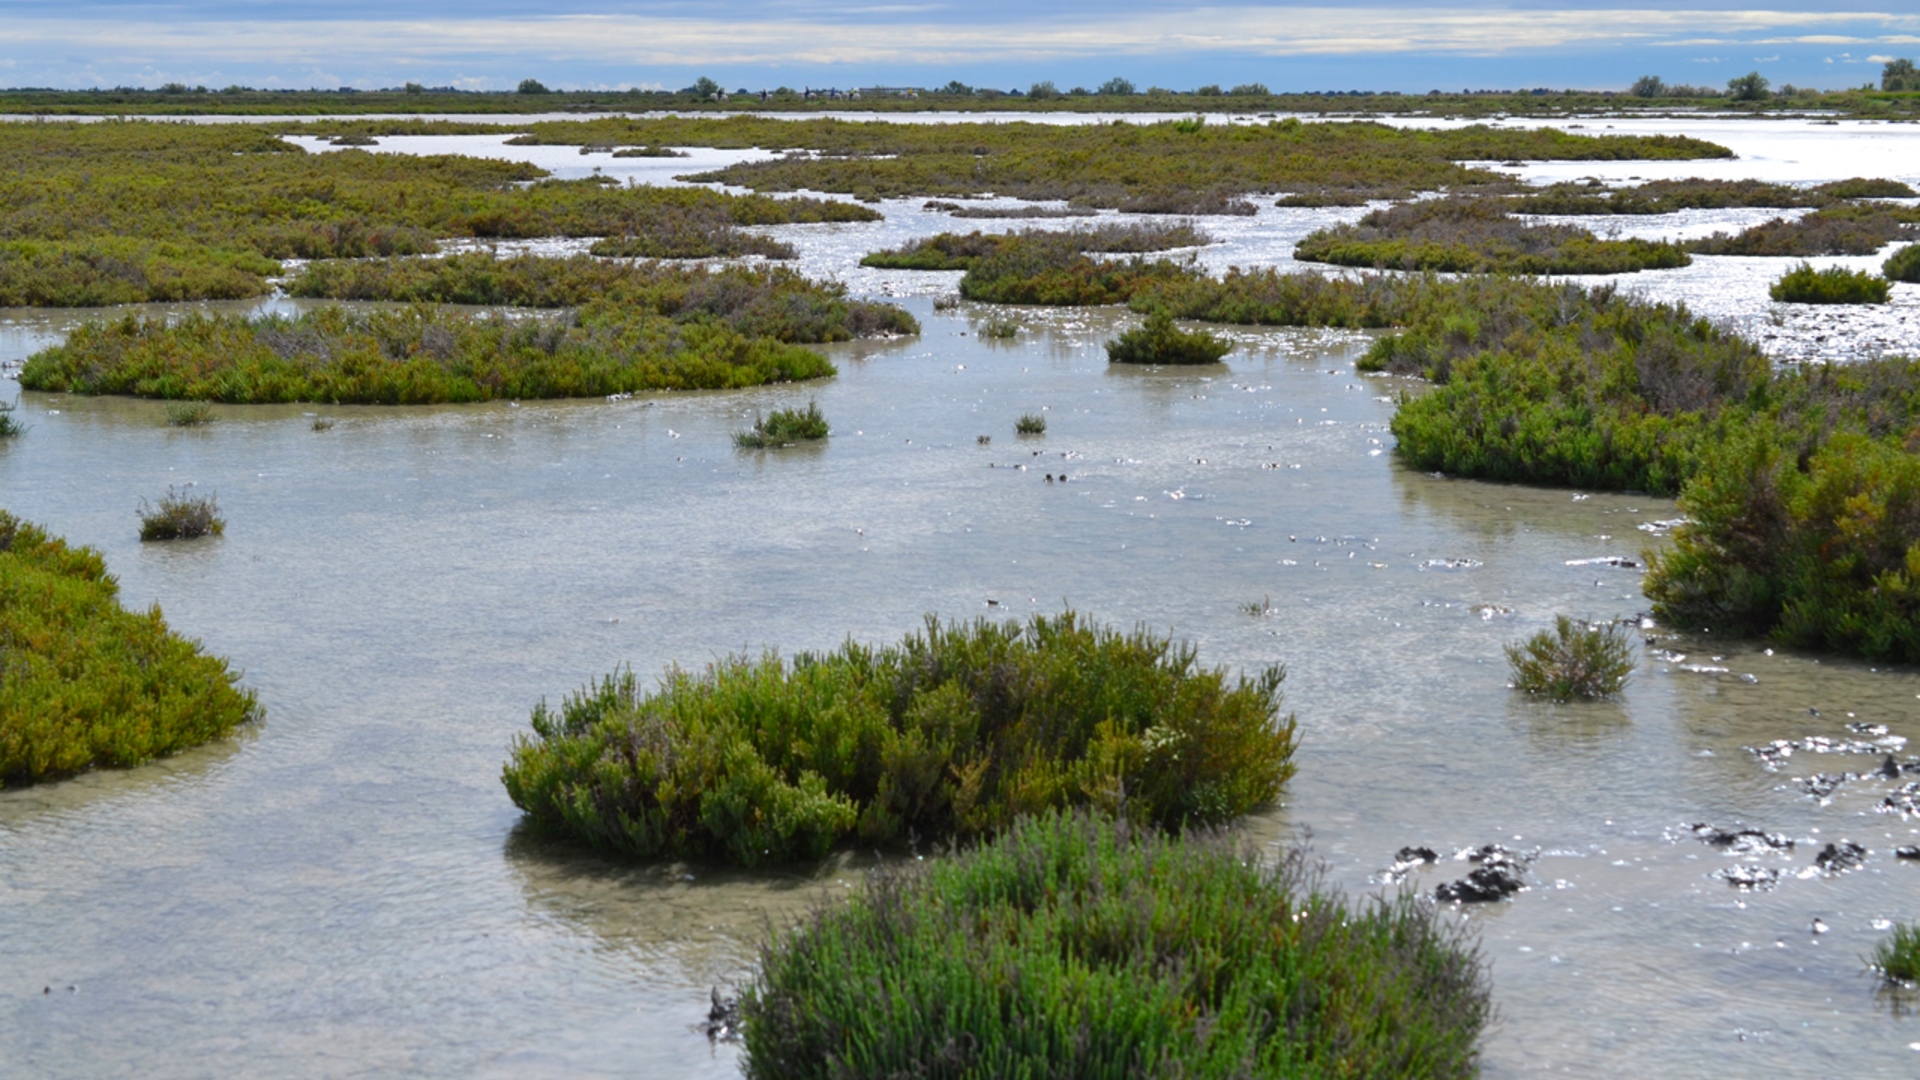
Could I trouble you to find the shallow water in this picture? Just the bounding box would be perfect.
[4,119,1920,1078]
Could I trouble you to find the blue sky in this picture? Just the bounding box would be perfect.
[2,1,1915,93]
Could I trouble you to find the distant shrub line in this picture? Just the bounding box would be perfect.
[501,611,1297,865]
[0,511,259,787]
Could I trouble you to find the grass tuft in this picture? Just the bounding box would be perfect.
[0,400,24,439]
[164,401,215,426]
[138,487,225,541]
[1769,262,1891,304]
[501,610,1297,865]
[1106,309,1232,364]
[1505,616,1635,700]
[980,316,1019,339]
[734,401,829,448]
[741,811,1490,1080]
[1015,412,1047,435]
[1869,922,1920,985]
[310,417,335,432]
[0,510,259,787]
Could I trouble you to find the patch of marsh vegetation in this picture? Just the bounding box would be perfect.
[741,812,1490,1080]
[500,611,1297,865]
[309,417,336,432]
[1015,413,1047,434]
[0,121,876,305]
[0,510,259,787]
[164,401,215,427]
[1769,263,1891,304]
[1505,616,1635,700]
[979,316,1019,339]
[1870,922,1920,986]
[1687,202,1920,257]
[1295,198,1691,275]
[861,222,1208,271]
[1106,310,1233,364]
[138,487,224,541]
[734,401,828,447]
[1510,176,1910,215]
[0,400,24,439]
[923,199,1096,219]
[26,264,918,404]
[1882,244,1920,283]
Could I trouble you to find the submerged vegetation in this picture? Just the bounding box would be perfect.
[1505,617,1635,700]
[734,402,829,447]
[24,263,919,403]
[138,487,225,541]
[743,812,1490,1080]
[1106,310,1233,364]
[1769,263,1891,304]
[0,511,259,787]
[500,611,1297,865]
[1295,198,1691,275]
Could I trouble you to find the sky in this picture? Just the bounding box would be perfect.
[1,0,1915,94]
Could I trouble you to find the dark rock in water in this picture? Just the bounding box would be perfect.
[1395,845,1439,865]
[1688,823,1794,855]
[702,987,741,1043]
[1745,735,1894,771]
[1719,864,1780,890]
[1795,773,1853,799]
[1815,840,1868,874]
[1436,864,1525,903]
[1848,722,1891,737]
[1877,755,1904,780]
[1883,782,1920,818]
[1894,846,1920,860]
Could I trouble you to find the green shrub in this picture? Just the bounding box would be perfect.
[0,400,23,438]
[1505,616,1635,699]
[0,510,259,786]
[1818,177,1917,199]
[138,487,224,541]
[1511,177,1825,215]
[864,223,1207,272]
[741,811,1490,1080]
[1295,198,1691,275]
[1769,262,1891,304]
[1106,309,1233,364]
[1885,244,1920,283]
[500,611,1297,865]
[1869,922,1920,984]
[164,401,215,426]
[735,401,829,447]
[1688,203,1920,256]
[1015,412,1047,434]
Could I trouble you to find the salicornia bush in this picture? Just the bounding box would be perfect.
[500,611,1297,865]
[1106,309,1232,364]
[741,811,1490,1080]
[1768,262,1891,304]
[1015,412,1047,434]
[138,487,224,541]
[734,401,828,447]
[1881,244,1920,284]
[0,511,260,786]
[1505,616,1635,700]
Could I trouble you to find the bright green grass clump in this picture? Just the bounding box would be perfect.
[18,296,869,404]
[1106,310,1233,364]
[1870,922,1920,985]
[501,611,1297,865]
[1505,616,1635,700]
[741,811,1490,1080]
[735,401,829,447]
[1881,244,1920,283]
[1769,262,1891,304]
[0,511,260,787]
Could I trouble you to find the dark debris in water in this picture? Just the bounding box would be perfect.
[1815,840,1868,874]
[1684,823,1795,855]
[1794,773,1854,800]
[1719,864,1781,890]
[1895,846,1920,861]
[702,987,742,1043]
[1434,844,1533,903]
[1564,556,1640,568]
[1745,735,1908,771]
[1882,782,1920,819]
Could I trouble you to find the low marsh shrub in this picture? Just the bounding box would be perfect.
[979,316,1019,338]
[0,510,259,786]
[1769,262,1891,304]
[1688,203,1920,257]
[862,222,1207,272]
[1511,177,1824,215]
[138,487,224,541]
[1505,616,1635,699]
[1295,198,1691,275]
[741,811,1490,1080]
[164,401,215,426]
[1870,922,1920,985]
[1015,412,1046,434]
[1883,244,1920,284]
[0,400,23,438]
[735,401,828,447]
[1106,309,1232,364]
[500,611,1297,864]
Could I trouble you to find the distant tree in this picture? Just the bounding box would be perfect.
[1726,71,1769,101]
[1098,77,1136,95]
[221,84,248,95]
[941,79,973,95]
[1885,58,1919,91]
[1068,86,1090,96]
[403,81,425,94]
[1630,75,1666,98]
[1194,84,1223,96]
[687,76,721,98]
[1028,80,1060,99]
[1229,83,1269,96]
[158,82,188,94]
[517,78,551,94]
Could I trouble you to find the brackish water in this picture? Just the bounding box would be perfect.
[3,119,1920,1078]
